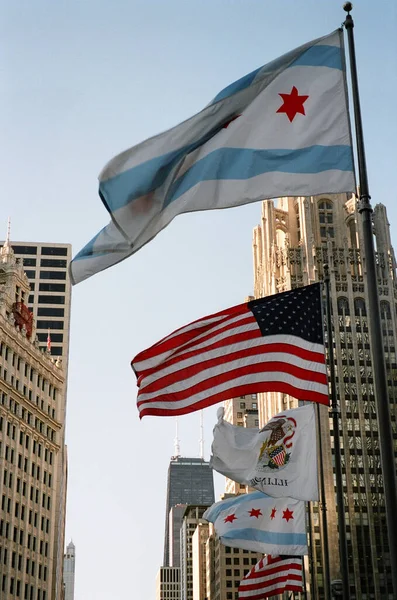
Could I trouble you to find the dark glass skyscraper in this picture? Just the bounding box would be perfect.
[164,457,215,567]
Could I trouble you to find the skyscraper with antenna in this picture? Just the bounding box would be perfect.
[163,422,215,568]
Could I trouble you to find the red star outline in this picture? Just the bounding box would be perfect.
[276,86,309,122]
[270,507,277,520]
[282,508,294,523]
[248,508,262,519]
[224,513,237,524]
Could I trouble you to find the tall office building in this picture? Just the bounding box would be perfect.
[0,239,68,600]
[7,242,72,364]
[204,522,262,600]
[252,195,396,598]
[63,540,76,600]
[180,505,209,600]
[163,457,215,567]
[7,240,72,599]
[223,395,259,495]
[156,567,180,600]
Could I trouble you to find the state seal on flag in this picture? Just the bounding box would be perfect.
[255,415,297,471]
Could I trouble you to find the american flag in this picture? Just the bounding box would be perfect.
[238,555,303,599]
[132,283,328,418]
[47,330,51,353]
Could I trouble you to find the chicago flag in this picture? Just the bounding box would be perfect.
[203,491,307,556]
[71,29,355,284]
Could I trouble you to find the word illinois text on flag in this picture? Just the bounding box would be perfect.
[210,403,318,501]
[70,29,355,284]
[132,283,328,418]
[238,555,303,600]
[203,491,308,556]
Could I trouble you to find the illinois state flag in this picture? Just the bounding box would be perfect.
[133,284,328,418]
[211,403,318,501]
[203,491,307,556]
[71,29,355,284]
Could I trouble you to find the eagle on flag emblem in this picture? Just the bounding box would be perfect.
[256,415,297,471]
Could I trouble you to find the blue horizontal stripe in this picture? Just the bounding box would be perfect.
[205,492,267,522]
[211,67,262,104]
[292,45,342,70]
[221,528,307,546]
[167,145,353,205]
[100,121,241,213]
[210,44,341,105]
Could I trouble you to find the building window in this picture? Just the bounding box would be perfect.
[318,200,334,241]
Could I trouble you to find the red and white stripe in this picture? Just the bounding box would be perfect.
[238,555,303,599]
[132,302,328,418]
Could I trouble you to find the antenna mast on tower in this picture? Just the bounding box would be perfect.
[199,410,204,460]
[173,417,181,458]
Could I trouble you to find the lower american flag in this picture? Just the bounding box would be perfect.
[132,283,328,418]
[238,555,303,599]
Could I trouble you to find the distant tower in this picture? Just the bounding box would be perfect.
[63,541,76,600]
[164,457,215,567]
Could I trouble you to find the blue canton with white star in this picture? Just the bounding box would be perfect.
[248,283,323,344]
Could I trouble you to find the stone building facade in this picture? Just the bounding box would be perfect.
[252,194,396,599]
[0,238,67,600]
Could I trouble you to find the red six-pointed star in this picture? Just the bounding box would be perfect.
[276,86,309,122]
[249,508,262,519]
[282,508,294,522]
[270,508,277,520]
[224,513,237,523]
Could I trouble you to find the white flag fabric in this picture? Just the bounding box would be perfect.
[71,29,355,284]
[203,491,307,556]
[210,403,318,501]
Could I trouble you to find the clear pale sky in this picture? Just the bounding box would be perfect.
[1,1,396,599]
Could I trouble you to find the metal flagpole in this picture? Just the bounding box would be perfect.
[315,403,331,600]
[343,3,397,596]
[323,265,350,599]
[306,503,317,600]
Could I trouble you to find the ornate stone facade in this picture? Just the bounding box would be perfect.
[252,195,396,599]
[0,239,67,600]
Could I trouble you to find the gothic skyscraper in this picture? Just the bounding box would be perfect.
[252,194,396,598]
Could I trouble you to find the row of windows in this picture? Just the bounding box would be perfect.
[0,521,49,556]
[1,496,51,530]
[1,388,56,420]
[13,245,68,257]
[25,283,66,293]
[1,398,57,440]
[36,320,63,331]
[0,551,48,585]
[37,295,65,305]
[0,417,56,456]
[1,465,52,494]
[37,307,64,317]
[0,345,59,399]
[1,576,48,600]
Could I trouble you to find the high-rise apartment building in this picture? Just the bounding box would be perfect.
[164,457,215,567]
[7,240,73,599]
[202,522,262,600]
[156,567,180,600]
[63,540,75,600]
[252,195,396,598]
[7,242,72,365]
[180,506,211,600]
[0,239,68,600]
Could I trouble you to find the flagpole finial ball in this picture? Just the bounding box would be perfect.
[343,2,353,12]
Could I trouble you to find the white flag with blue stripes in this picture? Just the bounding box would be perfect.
[71,29,355,284]
[203,491,307,556]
